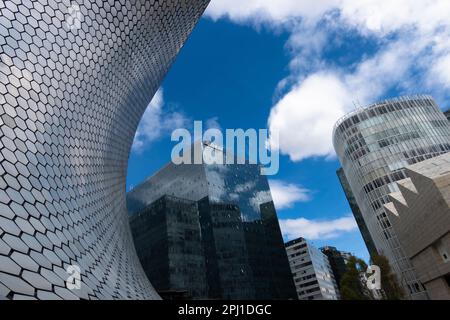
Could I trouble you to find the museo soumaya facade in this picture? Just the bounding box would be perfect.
[0,0,210,299]
[127,142,297,300]
[333,96,450,299]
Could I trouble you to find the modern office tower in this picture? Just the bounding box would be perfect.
[286,238,340,300]
[337,168,378,257]
[0,0,210,300]
[445,109,450,122]
[385,153,450,300]
[333,95,450,299]
[127,142,297,300]
[129,195,208,300]
[320,246,351,290]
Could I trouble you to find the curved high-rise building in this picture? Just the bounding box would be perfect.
[0,0,210,300]
[333,95,450,299]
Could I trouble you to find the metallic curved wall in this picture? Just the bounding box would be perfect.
[0,0,209,300]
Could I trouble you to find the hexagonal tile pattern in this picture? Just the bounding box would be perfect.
[0,0,210,300]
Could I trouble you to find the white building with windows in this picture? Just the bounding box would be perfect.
[286,238,340,300]
[333,96,450,299]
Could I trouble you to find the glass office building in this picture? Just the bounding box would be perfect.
[333,95,450,299]
[130,195,208,299]
[127,142,297,300]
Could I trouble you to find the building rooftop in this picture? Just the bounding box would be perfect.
[285,237,306,247]
[333,94,434,132]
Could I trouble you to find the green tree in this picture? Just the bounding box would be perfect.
[371,254,405,300]
[340,256,373,300]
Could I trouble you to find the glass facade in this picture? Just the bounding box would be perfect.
[130,195,208,299]
[333,95,450,299]
[127,143,297,300]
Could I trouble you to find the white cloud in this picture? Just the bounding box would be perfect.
[268,180,311,209]
[338,0,450,36]
[249,190,272,212]
[234,181,256,193]
[268,72,350,161]
[206,0,339,26]
[132,88,188,153]
[205,165,229,202]
[430,53,450,90]
[207,0,450,34]
[206,0,450,161]
[205,116,222,131]
[280,215,358,240]
[268,39,420,160]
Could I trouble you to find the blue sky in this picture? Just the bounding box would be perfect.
[127,1,450,262]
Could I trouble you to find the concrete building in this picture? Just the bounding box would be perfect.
[385,152,450,300]
[127,142,297,300]
[130,195,208,299]
[286,238,340,300]
[333,95,450,299]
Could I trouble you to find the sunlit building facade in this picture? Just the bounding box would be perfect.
[286,238,340,300]
[385,153,450,300]
[333,95,450,299]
